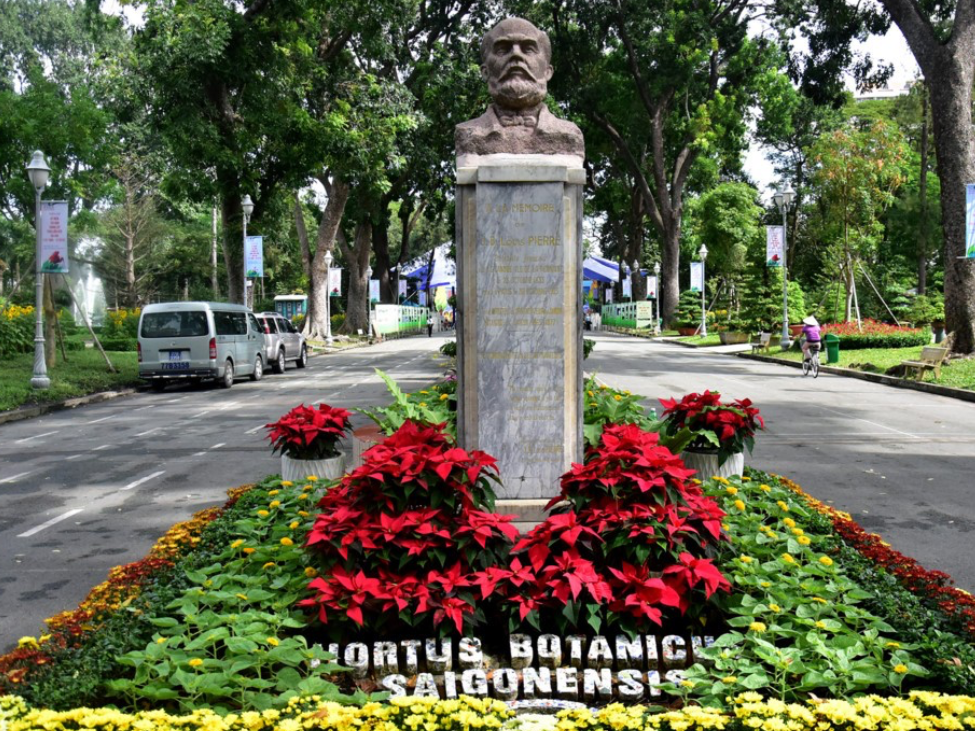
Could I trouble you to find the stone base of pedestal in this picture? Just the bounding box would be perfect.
[496,498,561,532]
[351,424,387,469]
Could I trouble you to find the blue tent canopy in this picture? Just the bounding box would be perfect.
[582,255,620,284]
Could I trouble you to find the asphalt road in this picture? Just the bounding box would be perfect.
[586,332,975,596]
[2,330,973,653]
[0,334,453,652]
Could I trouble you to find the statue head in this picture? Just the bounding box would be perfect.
[480,18,553,110]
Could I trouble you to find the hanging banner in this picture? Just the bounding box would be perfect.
[967,184,975,257]
[369,279,380,304]
[605,288,614,303]
[244,236,264,278]
[647,275,658,299]
[690,261,703,292]
[418,290,427,306]
[328,268,342,296]
[766,226,784,267]
[40,201,69,273]
[398,279,408,298]
[622,275,632,299]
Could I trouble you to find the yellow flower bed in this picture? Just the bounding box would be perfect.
[4,693,975,731]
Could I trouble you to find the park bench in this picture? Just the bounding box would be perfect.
[750,332,771,354]
[901,346,949,380]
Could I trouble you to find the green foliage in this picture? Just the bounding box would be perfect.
[98,337,137,352]
[0,305,34,356]
[684,183,763,284]
[906,293,945,325]
[582,338,595,360]
[439,340,456,358]
[675,290,704,330]
[356,369,455,436]
[827,329,931,350]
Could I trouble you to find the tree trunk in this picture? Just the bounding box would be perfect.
[373,206,393,303]
[220,194,244,305]
[338,220,372,335]
[211,205,220,299]
[918,83,930,295]
[660,220,681,325]
[304,179,350,340]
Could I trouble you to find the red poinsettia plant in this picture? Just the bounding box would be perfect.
[659,390,764,465]
[265,403,352,460]
[300,420,519,637]
[487,424,730,635]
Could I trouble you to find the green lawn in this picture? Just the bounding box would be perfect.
[772,344,975,390]
[673,333,723,346]
[0,349,141,413]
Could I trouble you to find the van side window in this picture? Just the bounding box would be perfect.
[214,311,235,336]
[248,314,262,334]
[231,312,247,335]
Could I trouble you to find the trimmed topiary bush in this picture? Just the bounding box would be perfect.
[822,320,931,349]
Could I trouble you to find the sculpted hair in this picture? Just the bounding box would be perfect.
[480,18,552,65]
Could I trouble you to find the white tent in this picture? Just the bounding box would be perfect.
[401,243,456,288]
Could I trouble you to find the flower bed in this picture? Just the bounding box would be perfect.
[822,319,930,350]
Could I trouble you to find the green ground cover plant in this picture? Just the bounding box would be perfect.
[673,333,723,346]
[0,350,140,412]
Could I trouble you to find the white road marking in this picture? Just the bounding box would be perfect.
[210,442,225,450]
[85,415,114,425]
[164,397,186,403]
[93,444,111,451]
[15,431,59,444]
[135,428,162,437]
[132,405,155,412]
[193,410,212,418]
[120,470,166,491]
[65,454,83,461]
[18,509,84,538]
[0,471,33,484]
[245,424,265,435]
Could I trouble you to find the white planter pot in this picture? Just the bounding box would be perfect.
[281,453,345,482]
[680,448,744,483]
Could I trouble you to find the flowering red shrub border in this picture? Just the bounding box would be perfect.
[265,403,353,460]
[774,473,975,637]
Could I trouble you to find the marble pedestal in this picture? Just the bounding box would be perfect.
[455,154,584,499]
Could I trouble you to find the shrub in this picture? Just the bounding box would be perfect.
[822,319,931,349]
[675,290,703,329]
[0,304,34,356]
[583,337,595,359]
[439,340,457,358]
[98,337,137,351]
[292,313,306,331]
[301,420,517,637]
[103,308,140,339]
[357,369,455,436]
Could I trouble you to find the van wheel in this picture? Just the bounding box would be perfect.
[296,346,308,369]
[220,360,234,389]
[273,349,286,374]
[151,381,166,392]
[250,355,263,382]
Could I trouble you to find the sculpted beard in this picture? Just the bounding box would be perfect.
[490,69,547,109]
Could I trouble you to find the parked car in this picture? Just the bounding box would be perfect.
[138,302,266,390]
[256,311,308,373]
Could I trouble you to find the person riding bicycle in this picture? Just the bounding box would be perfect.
[801,315,822,360]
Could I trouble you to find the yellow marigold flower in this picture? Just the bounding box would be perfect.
[811,596,827,604]
[759,484,771,492]
[798,536,811,546]
[306,475,318,482]
[156,637,167,644]
[680,679,695,688]
[749,622,766,633]
[231,539,245,548]
[267,637,280,647]
[280,537,294,546]
[289,521,300,529]
[440,394,449,400]
[189,658,204,667]
[761,581,771,588]
[236,593,248,601]
[741,476,751,482]
[420,391,429,395]
[263,562,276,570]
[777,500,790,511]
[734,499,745,510]
[792,527,804,536]
[281,481,294,487]
[305,567,318,578]
[886,641,901,649]
[815,620,827,629]
[781,554,796,564]
[722,522,730,531]
[243,547,256,555]
[613,395,622,401]
[739,555,753,564]
[268,490,280,496]
[769,603,781,612]
[725,486,738,496]
[893,664,908,674]
[269,500,281,508]
[721,676,738,684]
[600,385,608,390]
[298,493,309,500]
[303,484,314,491]
[691,478,702,485]
[419,402,428,408]
[17,637,38,648]
[257,510,270,517]
[783,517,796,528]
[587,390,594,397]
[298,510,309,517]
[818,555,834,566]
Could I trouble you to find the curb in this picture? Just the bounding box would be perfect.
[737,352,975,404]
[0,387,141,426]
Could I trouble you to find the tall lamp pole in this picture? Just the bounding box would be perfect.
[26,151,51,389]
[241,194,254,307]
[324,250,334,347]
[365,265,373,340]
[653,261,661,334]
[698,243,708,337]
[773,187,795,349]
[631,259,639,302]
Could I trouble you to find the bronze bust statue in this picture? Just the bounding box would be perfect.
[456,18,584,157]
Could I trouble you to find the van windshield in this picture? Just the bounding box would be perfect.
[141,311,209,338]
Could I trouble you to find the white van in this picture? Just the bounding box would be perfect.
[138,302,267,390]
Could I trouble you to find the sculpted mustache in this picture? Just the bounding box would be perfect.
[500,65,537,81]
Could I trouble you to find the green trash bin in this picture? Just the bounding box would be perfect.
[824,333,840,364]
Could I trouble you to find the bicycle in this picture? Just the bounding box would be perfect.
[802,340,821,378]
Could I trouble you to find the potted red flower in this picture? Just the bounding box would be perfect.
[265,403,352,481]
[659,390,764,480]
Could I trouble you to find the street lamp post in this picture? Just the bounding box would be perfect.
[653,261,661,334]
[631,259,639,302]
[241,194,254,307]
[26,151,51,390]
[773,187,795,349]
[365,265,373,340]
[324,250,334,347]
[698,243,708,337]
